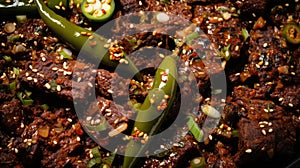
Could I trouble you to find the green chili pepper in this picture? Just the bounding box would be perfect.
[0,0,68,15]
[0,0,37,15]
[81,0,115,22]
[283,23,300,45]
[123,54,178,168]
[35,0,141,80]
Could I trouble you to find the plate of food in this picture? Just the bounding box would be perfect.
[0,0,299,168]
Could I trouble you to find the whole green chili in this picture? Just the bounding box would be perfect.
[34,0,141,80]
[123,54,178,168]
[0,0,37,15]
[0,0,68,15]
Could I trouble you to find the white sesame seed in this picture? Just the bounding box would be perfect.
[245,149,252,153]
[56,85,61,91]
[208,135,213,140]
[289,103,294,107]
[67,118,72,122]
[25,72,29,76]
[263,43,268,48]
[53,140,58,144]
[262,129,267,135]
[27,77,33,81]
[279,98,284,101]
[268,128,273,133]
[263,109,269,113]
[52,67,58,71]
[33,78,38,83]
[41,57,46,62]
[14,148,19,153]
[44,83,51,89]
[76,137,81,141]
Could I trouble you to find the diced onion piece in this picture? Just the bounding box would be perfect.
[201,105,221,118]
[38,125,50,138]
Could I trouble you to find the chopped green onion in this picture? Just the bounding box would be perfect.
[16,15,27,23]
[201,105,221,118]
[185,32,199,44]
[87,157,101,168]
[7,34,20,42]
[232,130,239,138]
[22,99,34,106]
[8,81,17,91]
[267,103,275,109]
[17,92,24,100]
[85,118,107,132]
[102,149,117,166]
[220,45,231,61]
[160,0,170,4]
[13,67,20,76]
[190,157,206,168]
[41,104,49,110]
[241,28,249,41]
[3,55,12,62]
[91,147,102,158]
[60,48,73,60]
[187,116,204,142]
[24,90,32,97]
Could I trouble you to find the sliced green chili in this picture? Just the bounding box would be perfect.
[283,23,300,45]
[81,0,115,22]
[190,157,206,168]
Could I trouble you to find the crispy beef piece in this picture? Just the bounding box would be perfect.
[193,2,245,59]
[142,135,200,168]
[0,99,24,135]
[19,50,127,102]
[271,85,300,109]
[234,116,296,166]
[206,141,237,168]
[83,96,132,134]
[0,150,23,168]
[237,0,269,19]
[95,69,130,99]
[11,106,94,168]
[120,0,144,13]
[18,50,95,102]
[247,27,296,85]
